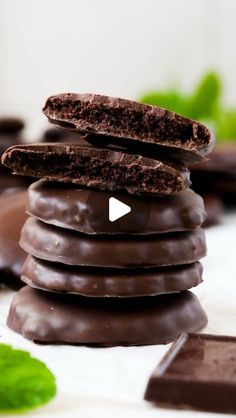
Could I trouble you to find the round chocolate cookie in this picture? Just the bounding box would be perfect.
[0,192,27,286]
[0,135,20,156]
[0,125,31,194]
[7,286,207,345]
[0,173,32,195]
[190,171,236,195]
[21,256,203,297]
[42,127,82,142]
[20,218,207,268]
[202,195,224,227]
[189,143,236,173]
[189,143,236,202]
[0,117,24,135]
[27,180,206,234]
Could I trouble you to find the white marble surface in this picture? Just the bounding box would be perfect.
[0,211,236,418]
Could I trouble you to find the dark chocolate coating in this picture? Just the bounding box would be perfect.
[0,117,24,135]
[0,134,21,156]
[7,287,207,345]
[145,333,236,413]
[0,173,31,193]
[189,143,236,199]
[21,256,203,297]
[2,143,190,195]
[43,93,214,163]
[189,143,236,172]
[42,127,83,142]
[0,192,27,286]
[202,195,224,227]
[0,131,31,193]
[191,171,236,194]
[20,218,207,268]
[27,180,206,234]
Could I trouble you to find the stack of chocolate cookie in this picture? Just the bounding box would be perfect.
[2,94,214,346]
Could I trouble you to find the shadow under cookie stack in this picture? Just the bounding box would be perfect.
[2,94,214,346]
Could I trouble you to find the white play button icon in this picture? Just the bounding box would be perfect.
[86,191,150,232]
[109,197,131,222]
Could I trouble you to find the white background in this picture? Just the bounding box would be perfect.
[1,0,236,134]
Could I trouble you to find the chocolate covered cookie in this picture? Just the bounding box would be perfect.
[7,286,207,345]
[189,143,236,204]
[0,117,31,194]
[43,93,214,162]
[202,195,224,227]
[0,192,27,286]
[42,127,82,142]
[0,173,31,193]
[20,218,206,268]
[2,143,190,195]
[0,117,24,135]
[27,180,206,234]
[189,143,236,173]
[21,256,203,297]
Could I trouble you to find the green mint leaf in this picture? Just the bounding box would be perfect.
[216,109,236,140]
[139,71,236,140]
[186,71,222,120]
[139,90,189,116]
[0,344,56,413]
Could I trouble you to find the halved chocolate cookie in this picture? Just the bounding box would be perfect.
[43,93,214,162]
[2,143,190,195]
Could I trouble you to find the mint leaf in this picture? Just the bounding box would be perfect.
[139,90,186,113]
[188,71,221,120]
[139,71,236,141]
[216,109,236,140]
[0,344,56,413]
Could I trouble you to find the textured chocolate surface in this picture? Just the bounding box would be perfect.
[20,218,206,268]
[21,256,203,297]
[43,93,214,162]
[27,180,206,234]
[0,192,27,286]
[2,143,190,195]
[145,333,236,413]
[7,287,207,345]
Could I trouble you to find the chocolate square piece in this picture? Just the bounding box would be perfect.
[145,333,236,414]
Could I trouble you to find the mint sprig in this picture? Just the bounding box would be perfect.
[139,71,236,140]
[0,344,56,413]
[188,72,221,120]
